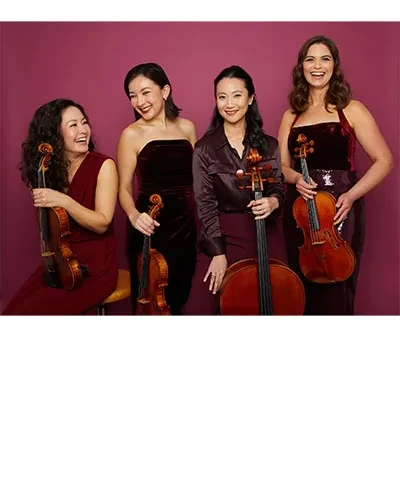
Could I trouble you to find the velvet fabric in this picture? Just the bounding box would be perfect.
[126,139,197,315]
[283,110,366,315]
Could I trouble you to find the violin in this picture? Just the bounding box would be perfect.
[37,143,88,290]
[292,134,356,283]
[220,149,305,315]
[136,194,170,315]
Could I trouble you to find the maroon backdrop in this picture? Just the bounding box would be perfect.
[1,22,398,314]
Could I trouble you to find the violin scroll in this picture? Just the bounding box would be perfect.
[148,194,164,220]
[294,134,315,159]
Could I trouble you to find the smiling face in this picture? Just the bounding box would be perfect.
[60,106,91,156]
[127,75,170,121]
[302,43,334,90]
[215,77,253,125]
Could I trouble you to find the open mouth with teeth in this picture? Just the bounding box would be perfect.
[76,137,87,143]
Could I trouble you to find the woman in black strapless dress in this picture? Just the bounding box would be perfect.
[279,35,393,315]
[117,63,197,314]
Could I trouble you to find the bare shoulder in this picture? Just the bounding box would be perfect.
[280,108,297,127]
[118,122,145,154]
[120,121,142,141]
[344,100,372,122]
[176,117,196,136]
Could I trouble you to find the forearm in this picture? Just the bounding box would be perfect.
[282,164,302,185]
[63,196,112,234]
[347,160,393,201]
[119,187,140,224]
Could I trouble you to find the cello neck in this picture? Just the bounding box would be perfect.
[299,156,320,232]
[254,191,273,315]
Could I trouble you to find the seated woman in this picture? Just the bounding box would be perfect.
[2,99,118,315]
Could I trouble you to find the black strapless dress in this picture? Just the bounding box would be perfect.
[283,110,366,315]
[127,139,197,315]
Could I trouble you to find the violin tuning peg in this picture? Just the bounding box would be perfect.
[309,140,315,146]
[309,147,314,153]
[236,169,244,179]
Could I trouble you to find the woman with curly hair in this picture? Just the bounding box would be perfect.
[183,65,285,314]
[278,35,393,315]
[3,99,118,315]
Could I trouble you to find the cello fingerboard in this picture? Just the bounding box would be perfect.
[254,191,273,315]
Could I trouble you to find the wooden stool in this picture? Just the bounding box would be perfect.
[97,269,131,315]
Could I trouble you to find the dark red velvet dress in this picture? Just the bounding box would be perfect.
[2,151,118,315]
[127,139,197,315]
[282,110,366,315]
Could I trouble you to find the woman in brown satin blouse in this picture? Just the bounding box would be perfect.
[279,35,393,314]
[183,65,285,315]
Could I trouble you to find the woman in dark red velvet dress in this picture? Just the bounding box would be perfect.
[279,35,393,315]
[117,63,197,315]
[183,65,285,315]
[3,99,118,315]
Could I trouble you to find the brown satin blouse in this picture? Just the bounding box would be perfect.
[193,125,285,257]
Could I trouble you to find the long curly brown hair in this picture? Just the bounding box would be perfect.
[288,35,352,114]
[20,99,96,191]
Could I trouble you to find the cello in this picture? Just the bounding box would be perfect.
[136,194,170,315]
[37,143,88,290]
[292,134,356,283]
[220,148,305,315]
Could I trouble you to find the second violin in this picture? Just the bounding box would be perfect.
[136,194,170,315]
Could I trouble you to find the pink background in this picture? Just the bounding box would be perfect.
[0,22,398,315]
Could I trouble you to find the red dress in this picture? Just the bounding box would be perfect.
[2,151,118,315]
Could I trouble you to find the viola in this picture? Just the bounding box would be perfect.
[37,143,88,290]
[220,148,305,315]
[136,194,170,315]
[292,134,356,283]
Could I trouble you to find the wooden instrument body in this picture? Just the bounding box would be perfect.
[46,206,84,290]
[220,258,305,315]
[293,191,356,283]
[219,148,306,315]
[136,248,170,315]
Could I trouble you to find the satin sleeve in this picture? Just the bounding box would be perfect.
[192,144,226,257]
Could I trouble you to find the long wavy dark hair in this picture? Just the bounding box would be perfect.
[123,62,181,121]
[205,65,268,154]
[289,35,352,114]
[20,99,95,191]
